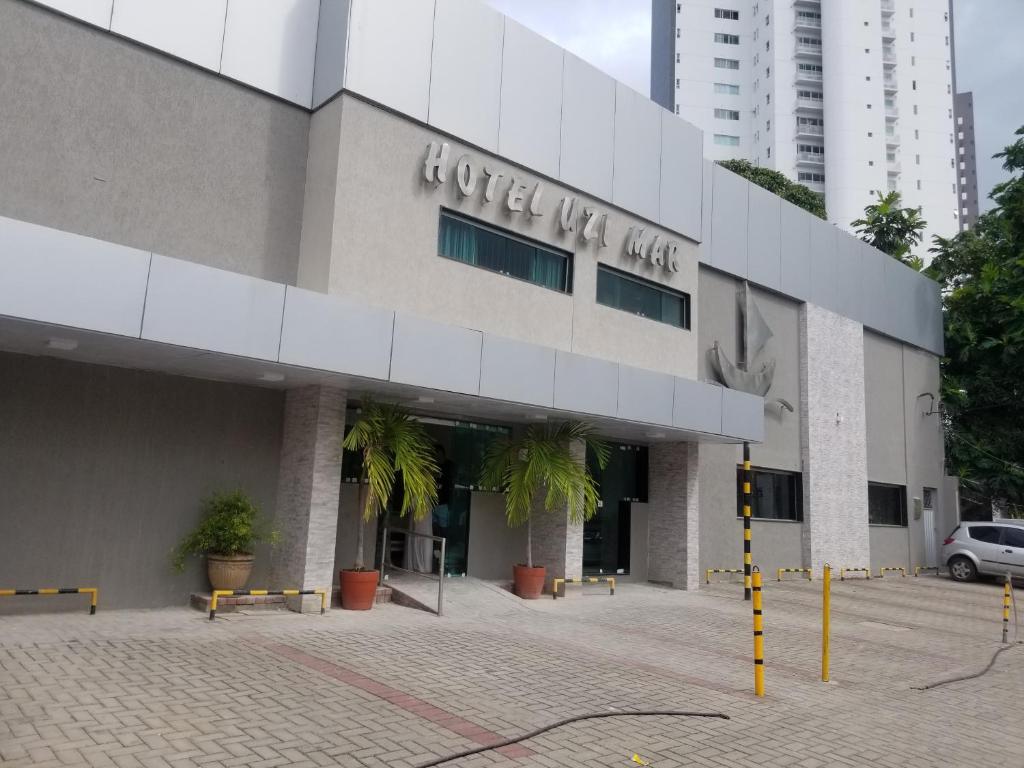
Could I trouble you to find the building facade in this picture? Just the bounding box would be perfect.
[0,0,949,609]
[652,0,960,249]
[953,91,980,230]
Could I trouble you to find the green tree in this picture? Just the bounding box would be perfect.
[342,400,439,569]
[718,159,827,219]
[851,190,927,268]
[927,126,1024,517]
[479,422,609,567]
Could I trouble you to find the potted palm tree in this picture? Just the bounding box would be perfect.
[172,490,279,590]
[340,400,439,610]
[480,422,609,599]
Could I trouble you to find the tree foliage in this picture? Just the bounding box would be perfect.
[717,159,827,219]
[927,126,1024,516]
[852,190,927,268]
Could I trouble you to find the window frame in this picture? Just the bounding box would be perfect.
[736,466,804,522]
[595,264,691,330]
[868,482,908,527]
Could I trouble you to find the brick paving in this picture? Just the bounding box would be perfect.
[1,575,1022,767]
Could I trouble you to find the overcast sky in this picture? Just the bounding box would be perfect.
[486,0,1024,213]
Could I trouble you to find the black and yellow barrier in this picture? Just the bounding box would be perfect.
[752,567,765,697]
[742,446,752,601]
[914,565,941,577]
[1002,576,1011,644]
[706,568,743,584]
[552,577,615,600]
[840,567,871,581]
[209,588,327,620]
[0,588,97,614]
[877,566,907,578]
[776,567,812,582]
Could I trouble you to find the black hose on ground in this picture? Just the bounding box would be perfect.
[912,642,1021,691]
[414,710,731,768]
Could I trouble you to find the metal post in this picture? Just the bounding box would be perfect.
[822,564,831,682]
[752,566,764,696]
[743,442,753,601]
[437,537,446,617]
[379,527,388,588]
[1003,573,1011,644]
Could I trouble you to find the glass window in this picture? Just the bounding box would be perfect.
[714,82,740,94]
[736,467,803,521]
[714,33,740,44]
[714,134,740,146]
[1003,527,1024,548]
[714,108,741,120]
[438,211,571,293]
[715,57,740,70]
[714,8,739,20]
[969,526,1001,544]
[868,483,907,526]
[596,265,691,330]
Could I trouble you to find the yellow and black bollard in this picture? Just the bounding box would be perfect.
[752,566,764,697]
[822,564,831,682]
[742,443,752,601]
[1003,574,1011,644]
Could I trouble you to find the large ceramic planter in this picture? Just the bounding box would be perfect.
[207,554,254,591]
[340,569,379,610]
[513,564,546,599]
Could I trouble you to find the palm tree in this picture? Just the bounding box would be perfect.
[342,400,439,570]
[480,422,610,568]
[851,190,927,267]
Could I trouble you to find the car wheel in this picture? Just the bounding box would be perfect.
[948,556,977,582]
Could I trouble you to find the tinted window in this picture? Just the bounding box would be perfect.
[1002,527,1024,548]
[596,265,691,330]
[969,526,1001,544]
[868,483,907,526]
[737,467,803,521]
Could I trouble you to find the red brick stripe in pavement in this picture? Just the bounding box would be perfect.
[251,636,533,760]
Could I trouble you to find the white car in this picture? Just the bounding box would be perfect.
[942,521,1024,581]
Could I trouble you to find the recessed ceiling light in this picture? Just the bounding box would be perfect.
[531,413,548,420]
[47,337,78,351]
[417,396,435,404]
[259,372,285,382]
[646,431,666,439]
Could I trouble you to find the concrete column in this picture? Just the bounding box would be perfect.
[647,442,700,590]
[271,386,347,611]
[530,440,585,589]
[799,304,870,574]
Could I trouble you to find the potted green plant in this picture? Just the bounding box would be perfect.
[172,490,279,591]
[480,422,609,599]
[341,400,439,610]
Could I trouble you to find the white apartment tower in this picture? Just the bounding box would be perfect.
[651,0,960,248]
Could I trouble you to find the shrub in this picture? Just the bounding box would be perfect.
[172,491,279,571]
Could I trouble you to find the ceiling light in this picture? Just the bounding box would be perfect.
[259,372,285,382]
[646,431,666,439]
[47,337,78,351]
[417,396,435,404]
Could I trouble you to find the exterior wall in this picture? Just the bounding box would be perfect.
[864,332,908,486]
[902,344,945,568]
[870,526,910,572]
[0,352,284,610]
[954,91,979,230]
[647,442,700,589]
[530,442,586,586]
[323,95,700,379]
[466,492,528,581]
[333,484,378,581]
[0,0,309,284]
[629,503,650,582]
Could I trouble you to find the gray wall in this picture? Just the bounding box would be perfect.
[0,353,284,610]
[870,527,910,572]
[650,0,675,112]
[466,492,528,581]
[0,0,309,284]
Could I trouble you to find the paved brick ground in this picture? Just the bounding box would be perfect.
[1,575,1022,767]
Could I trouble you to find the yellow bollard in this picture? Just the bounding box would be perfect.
[752,567,765,697]
[1003,574,1011,644]
[822,564,831,682]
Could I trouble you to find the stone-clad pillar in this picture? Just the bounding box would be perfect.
[530,440,585,590]
[647,442,700,590]
[271,386,346,611]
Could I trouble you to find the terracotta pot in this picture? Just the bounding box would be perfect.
[207,553,254,591]
[513,564,546,599]
[340,569,379,610]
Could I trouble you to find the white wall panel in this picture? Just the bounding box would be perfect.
[617,365,674,425]
[110,0,227,72]
[220,0,319,107]
[833,232,864,324]
[344,0,434,120]
[860,242,891,337]
[498,19,563,179]
[559,53,615,200]
[479,334,555,407]
[659,112,703,242]
[428,0,503,151]
[389,313,482,396]
[697,159,714,264]
[141,255,285,360]
[612,83,662,222]
[312,0,350,107]
[710,164,748,277]
[808,216,840,310]
[779,200,812,300]
[33,0,112,28]
[746,182,781,291]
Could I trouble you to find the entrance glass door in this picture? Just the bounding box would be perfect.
[584,443,648,575]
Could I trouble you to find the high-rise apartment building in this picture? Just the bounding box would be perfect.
[652,0,960,249]
[953,91,979,231]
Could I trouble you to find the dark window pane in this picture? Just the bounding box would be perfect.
[595,265,690,329]
[868,483,907,526]
[1002,527,1024,548]
[969,526,1002,544]
[736,466,802,521]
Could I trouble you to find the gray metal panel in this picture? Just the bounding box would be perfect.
[559,53,616,200]
[312,0,350,107]
[141,255,285,360]
[722,388,765,443]
[0,216,150,337]
[697,159,714,264]
[278,286,393,380]
[110,0,227,72]
[389,313,482,396]
[672,377,723,435]
[746,182,782,291]
[649,0,676,111]
[710,164,748,277]
[32,0,112,28]
[833,231,864,324]
[658,111,703,242]
[553,351,618,418]
[860,241,892,336]
[498,19,563,179]
[428,0,504,152]
[920,277,944,355]
[617,365,674,425]
[779,199,811,300]
[612,82,662,223]
[885,256,919,348]
[808,216,839,310]
[343,0,434,119]
[479,334,556,408]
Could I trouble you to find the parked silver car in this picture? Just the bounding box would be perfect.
[942,521,1024,581]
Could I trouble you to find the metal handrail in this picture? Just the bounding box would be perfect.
[380,526,447,616]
